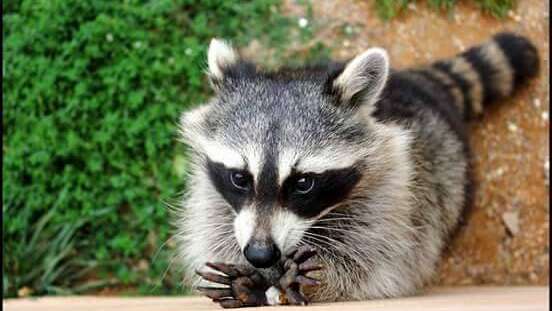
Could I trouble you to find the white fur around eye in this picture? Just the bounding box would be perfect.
[278,148,361,184]
[197,137,245,169]
[295,148,360,174]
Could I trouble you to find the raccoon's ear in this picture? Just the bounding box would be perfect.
[207,38,239,81]
[329,47,389,110]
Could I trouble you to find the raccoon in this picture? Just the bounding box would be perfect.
[175,32,539,307]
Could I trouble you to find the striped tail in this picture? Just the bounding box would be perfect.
[423,32,540,120]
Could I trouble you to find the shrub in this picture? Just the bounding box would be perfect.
[3,0,295,297]
[375,0,515,20]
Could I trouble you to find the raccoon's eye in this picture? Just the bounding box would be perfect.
[230,171,251,191]
[294,176,315,194]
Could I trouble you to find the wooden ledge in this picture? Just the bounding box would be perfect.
[3,286,549,311]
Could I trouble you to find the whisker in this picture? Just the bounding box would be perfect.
[300,231,366,259]
[151,235,178,264]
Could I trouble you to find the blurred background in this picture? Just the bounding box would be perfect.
[3,0,549,298]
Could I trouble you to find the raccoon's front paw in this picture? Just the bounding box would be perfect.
[196,262,269,308]
[278,246,323,305]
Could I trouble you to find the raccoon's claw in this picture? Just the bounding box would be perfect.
[205,262,245,277]
[278,246,323,305]
[196,262,269,308]
[195,270,232,285]
[287,246,318,264]
[284,285,308,305]
[196,287,233,300]
[298,261,324,273]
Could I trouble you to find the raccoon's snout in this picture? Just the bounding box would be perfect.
[244,239,281,268]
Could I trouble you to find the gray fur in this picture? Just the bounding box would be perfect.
[175,33,539,302]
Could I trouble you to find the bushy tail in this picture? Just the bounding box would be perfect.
[423,32,539,119]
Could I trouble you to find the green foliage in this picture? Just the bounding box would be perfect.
[375,0,410,20]
[475,0,515,17]
[3,0,297,297]
[375,0,515,20]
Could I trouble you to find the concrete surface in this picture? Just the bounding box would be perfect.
[3,286,549,311]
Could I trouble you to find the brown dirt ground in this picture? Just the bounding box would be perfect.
[276,0,549,286]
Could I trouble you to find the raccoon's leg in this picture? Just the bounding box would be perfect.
[196,262,270,308]
[278,246,323,305]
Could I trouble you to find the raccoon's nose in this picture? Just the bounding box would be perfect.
[243,241,281,268]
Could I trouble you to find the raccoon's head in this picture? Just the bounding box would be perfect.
[180,39,390,268]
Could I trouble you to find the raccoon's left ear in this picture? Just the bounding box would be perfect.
[328,47,389,111]
[207,38,239,81]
